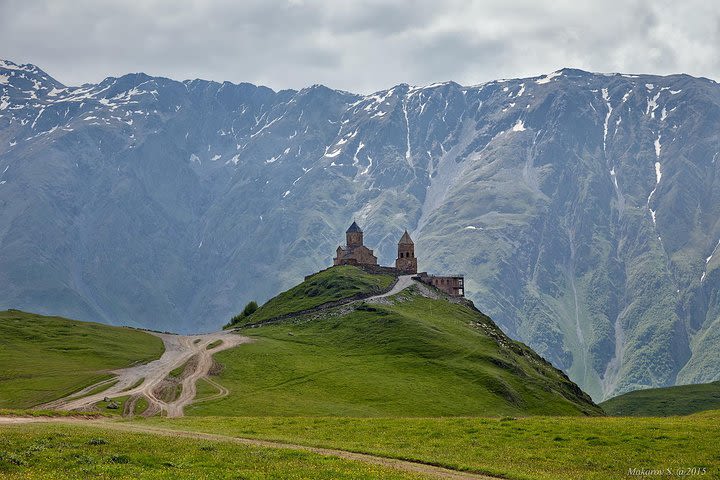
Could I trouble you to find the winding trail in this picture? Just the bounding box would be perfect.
[41,330,251,417]
[366,274,417,301]
[39,278,422,417]
[0,416,498,479]
[195,376,230,404]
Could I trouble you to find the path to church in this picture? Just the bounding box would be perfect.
[367,274,417,301]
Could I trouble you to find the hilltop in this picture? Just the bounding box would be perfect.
[203,266,601,417]
[233,265,396,326]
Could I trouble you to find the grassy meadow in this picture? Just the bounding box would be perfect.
[3,268,717,479]
[148,412,720,480]
[601,380,720,416]
[0,422,426,480]
[0,310,164,409]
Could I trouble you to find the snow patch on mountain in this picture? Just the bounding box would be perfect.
[610,167,619,190]
[646,92,661,118]
[536,71,563,85]
[512,119,526,132]
[602,88,612,152]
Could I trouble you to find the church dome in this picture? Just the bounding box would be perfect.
[346,221,363,233]
[398,230,414,245]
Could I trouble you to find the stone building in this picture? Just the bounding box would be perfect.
[331,221,464,297]
[395,230,418,274]
[416,274,465,297]
[333,221,378,267]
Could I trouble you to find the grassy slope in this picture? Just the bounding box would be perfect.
[0,310,164,409]
[191,282,601,417]
[0,423,423,480]
[149,412,720,480]
[241,265,395,324]
[600,380,720,416]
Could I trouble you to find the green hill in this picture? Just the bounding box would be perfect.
[203,266,602,417]
[0,310,164,409]
[601,381,720,416]
[237,265,396,325]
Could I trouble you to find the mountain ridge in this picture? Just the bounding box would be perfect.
[2,58,720,401]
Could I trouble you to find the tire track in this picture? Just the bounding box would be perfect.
[40,331,251,417]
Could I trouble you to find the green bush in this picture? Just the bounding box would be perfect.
[242,301,258,317]
[225,301,259,328]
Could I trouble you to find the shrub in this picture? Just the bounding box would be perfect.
[226,301,259,328]
[242,301,258,317]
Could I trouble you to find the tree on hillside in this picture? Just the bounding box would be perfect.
[225,300,259,328]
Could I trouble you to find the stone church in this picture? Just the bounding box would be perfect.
[332,221,464,297]
[334,221,417,274]
[333,221,379,267]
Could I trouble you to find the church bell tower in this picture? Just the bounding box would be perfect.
[395,230,417,274]
[346,221,363,247]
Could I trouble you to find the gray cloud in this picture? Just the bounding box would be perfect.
[1,0,717,93]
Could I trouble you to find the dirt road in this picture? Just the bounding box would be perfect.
[366,274,417,301]
[41,330,250,417]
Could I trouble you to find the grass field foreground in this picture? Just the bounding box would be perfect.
[148,412,720,480]
[0,422,426,479]
[0,310,164,409]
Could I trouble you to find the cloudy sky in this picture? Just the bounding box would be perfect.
[2,0,718,93]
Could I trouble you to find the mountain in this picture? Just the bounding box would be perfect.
[601,380,720,417]
[2,59,720,400]
[202,266,602,417]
